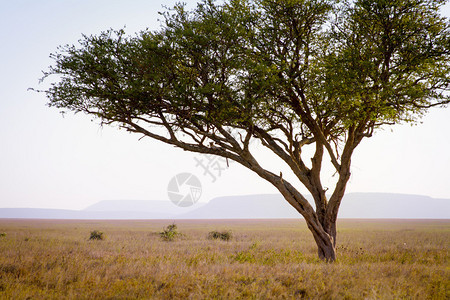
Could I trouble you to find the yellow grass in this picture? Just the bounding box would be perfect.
[0,219,448,299]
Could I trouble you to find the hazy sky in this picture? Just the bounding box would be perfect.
[0,1,449,211]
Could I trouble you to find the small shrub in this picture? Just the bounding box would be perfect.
[208,230,232,241]
[89,230,104,240]
[159,223,180,241]
[0,232,6,238]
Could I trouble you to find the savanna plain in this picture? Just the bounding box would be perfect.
[0,219,448,299]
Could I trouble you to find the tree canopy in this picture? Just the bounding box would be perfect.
[41,0,450,261]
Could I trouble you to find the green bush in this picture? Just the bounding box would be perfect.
[208,230,232,241]
[0,232,6,238]
[89,230,104,240]
[159,223,181,241]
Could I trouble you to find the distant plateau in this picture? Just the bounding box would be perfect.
[0,193,448,219]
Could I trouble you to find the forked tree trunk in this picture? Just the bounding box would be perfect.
[249,151,350,263]
[307,220,337,262]
[272,185,341,262]
[275,183,342,262]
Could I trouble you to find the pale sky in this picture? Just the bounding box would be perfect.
[0,1,449,211]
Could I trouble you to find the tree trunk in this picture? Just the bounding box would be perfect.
[318,242,336,262]
[272,182,339,262]
[250,160,342,262]
[307,221,337,262]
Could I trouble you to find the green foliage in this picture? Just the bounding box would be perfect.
[89,230,104,240]
[323,0,450,126]
[42,0,449,134]
[159,223,181,241]
[0,232,6,238]
[208,230,232,241]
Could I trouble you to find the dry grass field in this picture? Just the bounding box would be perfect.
[0,219,448,299]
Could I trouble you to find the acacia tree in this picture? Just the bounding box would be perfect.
[41,0,449,261]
